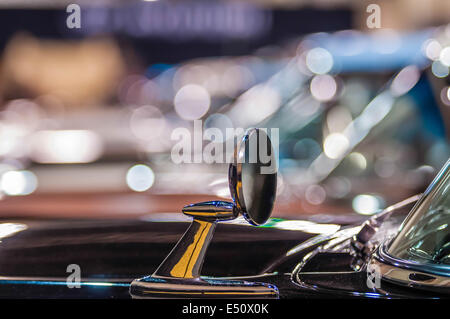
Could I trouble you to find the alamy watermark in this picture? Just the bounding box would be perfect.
[366,4,381,29]
[66,4,81,29]
[366,263,381,289]
[170,121,279,174]
[66,264,81,288]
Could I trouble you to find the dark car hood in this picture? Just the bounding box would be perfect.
[0,216,345,280]
[0,198,433,299]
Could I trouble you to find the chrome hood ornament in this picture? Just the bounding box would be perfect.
[130,128,278,298]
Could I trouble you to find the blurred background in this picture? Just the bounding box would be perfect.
[0,0,448,221]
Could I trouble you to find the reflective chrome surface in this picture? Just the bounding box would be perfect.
[376,159,450,284]
[130,277,278,299]
[386,159,450,270]
[182,201,238,222]
[229,128,277,226]
[373,245,450,292]
[130,128,279,298]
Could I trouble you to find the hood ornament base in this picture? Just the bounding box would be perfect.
[130,271,278,299]
[130,128,278,299]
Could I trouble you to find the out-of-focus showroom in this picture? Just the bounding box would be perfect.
[0,0,448,218]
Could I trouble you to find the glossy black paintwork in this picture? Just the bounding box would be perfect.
[0,217,313,298]
[0,202,447,298]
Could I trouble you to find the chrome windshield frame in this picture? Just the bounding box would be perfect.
[374,159,450,287]
[377,241,450,278]
[372,246,450,291]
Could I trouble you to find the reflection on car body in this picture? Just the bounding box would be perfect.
[0,153,448,298]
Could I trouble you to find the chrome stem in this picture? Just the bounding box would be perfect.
[153,201,237,279]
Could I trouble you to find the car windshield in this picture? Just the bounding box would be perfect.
[387,159,450,269]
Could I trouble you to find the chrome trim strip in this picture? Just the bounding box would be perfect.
[379,238,450,278]
[371,256,450,289]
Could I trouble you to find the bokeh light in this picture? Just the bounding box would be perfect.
[306,47,333,74]
[352,194,384,215]
[126,164,155,192]
[1,170,38,196]
[440,87,450,106]
[423,39,442,61]
[439,46,450,66]
[432,60,449,78]
[310,75,337,101]
[30,130,103,164]
[174,84,211,120]
[348,152,367,171]
[305,184,326,205]
[323,133,349,159]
